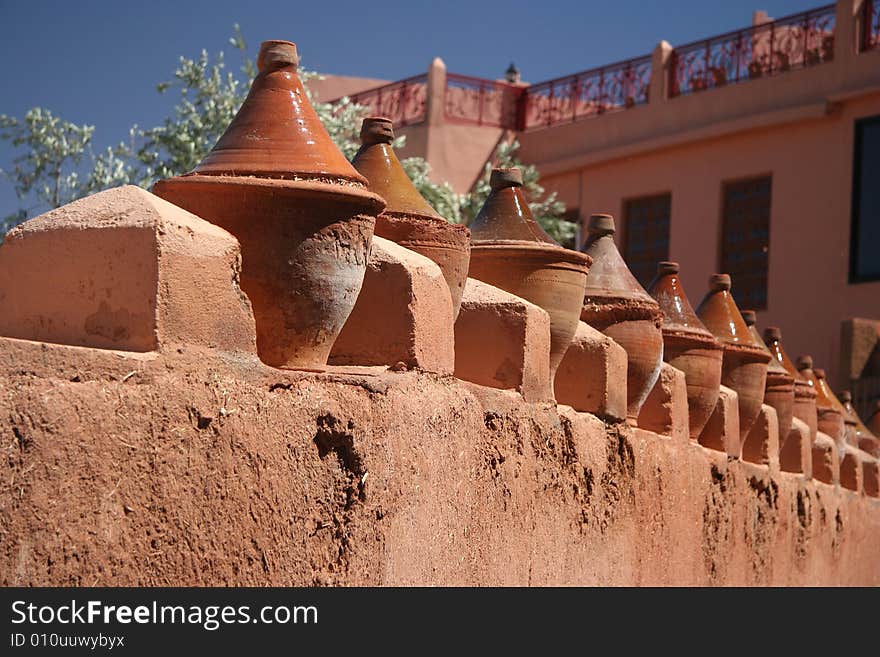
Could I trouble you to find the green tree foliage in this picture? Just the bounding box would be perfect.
[0,108,95,212]
[0,28,572,245]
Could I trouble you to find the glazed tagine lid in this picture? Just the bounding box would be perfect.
[581,214,659,312]
[742,311,789,376]
[814,368,848,416]
[351,117,444,219]
[469,169,559,245]
[796,356,834,408]
[839,391,877,437]
[695,274,768,358]
[183,40,368,187]
[647,261,718,346]
[763,326,810,384]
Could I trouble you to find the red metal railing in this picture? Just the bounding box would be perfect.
[334,3,855,129]
[521,55,652,130]
[863,0,880,51]
[669,4,836,97]
[444,73,524,128]
[346,74,429,128]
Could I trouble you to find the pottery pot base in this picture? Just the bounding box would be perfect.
[664,339,723,440]
[587,315,663,423]
[721,350,769,440]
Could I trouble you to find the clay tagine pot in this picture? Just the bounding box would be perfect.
[467,168,591,391]
[839,391,879,456]
[796,356,844,445]
[696,274,770,439]
[763,326,817,441]
[351,117,470,318]
[581,214,663,424]
[742,310,794,441]
[647,261,722,439]
[153,41,385,370]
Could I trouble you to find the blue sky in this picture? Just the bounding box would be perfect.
[0,0,821,217]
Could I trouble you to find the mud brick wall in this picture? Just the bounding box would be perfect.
[1,338,877,586]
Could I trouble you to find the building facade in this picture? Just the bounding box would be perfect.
[319,0,880,409]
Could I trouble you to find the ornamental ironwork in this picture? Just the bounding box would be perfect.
[669,4,836,97]
[443,73,524,128]
[346,74,428,128]
[521,55,652,130]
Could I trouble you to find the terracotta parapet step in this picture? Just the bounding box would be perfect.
[637,362,689,442]
[698,384,741,458]
[779,417,813,478]
[812,431,840,486]
[861,455,880,498]
[329,236,454,374]
[554,321,627,421]
[839,443,864,494]
[0,186,257,357]
[742,403,781,471]
[453,277,553,403]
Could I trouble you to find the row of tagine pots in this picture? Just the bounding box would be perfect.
[148,39,879,452]
[646,260,880,454]
[148,38,589,380]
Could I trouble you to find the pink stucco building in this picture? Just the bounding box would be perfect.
[316,0,880,413]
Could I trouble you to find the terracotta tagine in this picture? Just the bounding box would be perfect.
[695,274,770,439]
[742,310,794,441]
[351,117,470,318]
[467,168,591,391]
[581,214,663,424]
[838,391,879,456]
[796,356,844,445]
[763,326,817,441]
[152,41,385,370]
[647,261,722,439]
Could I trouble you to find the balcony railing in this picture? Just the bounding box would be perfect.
[521,55,652,130]
[334,3,865,130]
[444,73,523,128]
[863,0,880,51]
[346,74,429,128]
[669,3,836,97]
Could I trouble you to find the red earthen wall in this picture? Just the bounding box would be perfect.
[2,337,877,586]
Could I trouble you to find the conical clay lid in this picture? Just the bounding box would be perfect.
[647,261,717,345]
[469,169,558,244]
[581,214,657,308]
[763,327,807,382]
[190,40,367,186]
[351,117,443,219]
[814,368,848,415]
[696,274,766,356]
[796,356,834,409]
[839,391,877,437]
[742,310,789,376]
